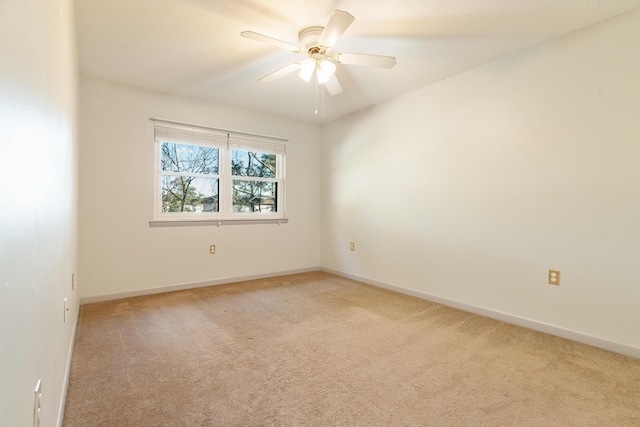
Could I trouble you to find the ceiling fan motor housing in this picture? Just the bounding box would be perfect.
[298,26,325,53]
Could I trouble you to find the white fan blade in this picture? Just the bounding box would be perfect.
[241,31,301,52]
[318,10,355,48]
[324,75,343,95]
[335,52,396,69]
[259,62,301,83]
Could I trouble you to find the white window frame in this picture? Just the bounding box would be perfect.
[150,119,287,227]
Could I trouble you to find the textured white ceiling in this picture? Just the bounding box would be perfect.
[74,0,640,124]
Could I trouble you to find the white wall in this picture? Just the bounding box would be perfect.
[0,0,79,425]
[78,76,321,300]
[321,9,640,355]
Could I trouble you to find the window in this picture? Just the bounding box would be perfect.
[160,141,220,213]
[231,149,278,213]
[152,120,286,225]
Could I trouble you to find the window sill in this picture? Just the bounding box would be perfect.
[149,218,288,227]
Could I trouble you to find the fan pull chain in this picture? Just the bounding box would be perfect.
[321,83,326,118]
[314,76,318,115]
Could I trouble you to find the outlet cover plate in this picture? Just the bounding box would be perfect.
[548,270,560,285]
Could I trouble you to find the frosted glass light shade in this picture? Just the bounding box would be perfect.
[319,59,336,76]
[298,58,315,82]
[317,59,336,84]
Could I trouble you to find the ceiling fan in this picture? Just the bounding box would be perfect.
[241,10,396,96]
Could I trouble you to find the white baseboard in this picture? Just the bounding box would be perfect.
[321,267,640,360]
[79,267,321,305]
[57,298,80,427]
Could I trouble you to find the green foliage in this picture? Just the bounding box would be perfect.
[162,176,203,212]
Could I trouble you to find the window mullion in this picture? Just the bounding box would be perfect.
[231,176,277,183]
[278,155,285,217]
[219,145,231,218]
[160,171,220,179]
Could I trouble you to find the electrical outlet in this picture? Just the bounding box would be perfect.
[209,245,216,255]
[34,379,41,427]
[548,270,560,286]
[349,242,355,251]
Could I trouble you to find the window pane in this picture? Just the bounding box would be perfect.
[232,180,277,212]
[231,150,276,178]
[161,176,219,212]
[160,142,218,175]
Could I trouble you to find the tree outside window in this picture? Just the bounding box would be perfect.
[231,150,277,212]
[160,142,219,212]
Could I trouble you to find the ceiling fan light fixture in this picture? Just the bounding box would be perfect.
[316,58,336,84]
[316,71,331,84]
[298,58,316,82]
[243,9,396,112]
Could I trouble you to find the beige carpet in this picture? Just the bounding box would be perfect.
[63,272,640,426]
